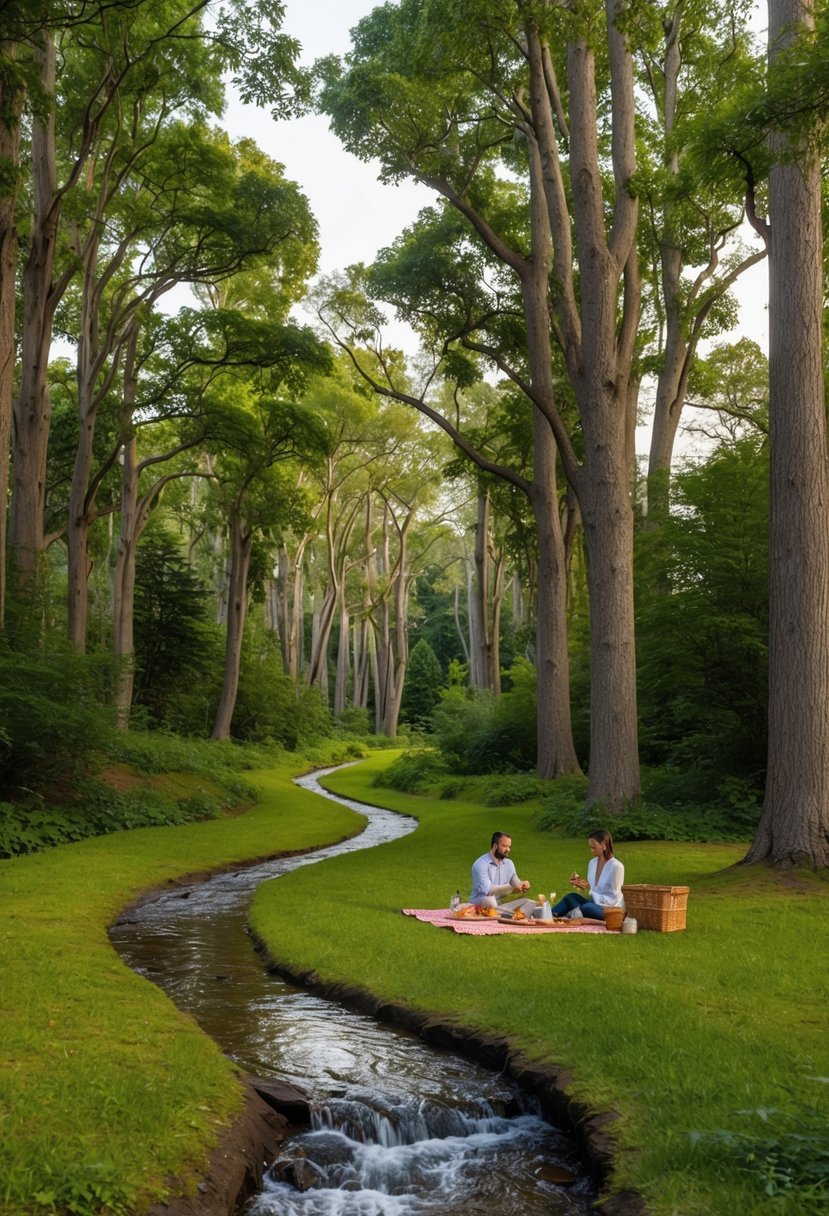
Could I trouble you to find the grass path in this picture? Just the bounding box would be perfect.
[248,753,829,1216]
[0,752,363,1216]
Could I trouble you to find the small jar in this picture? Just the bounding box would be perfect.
[620,916,638,935]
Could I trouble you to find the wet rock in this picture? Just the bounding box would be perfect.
[536,1163,577,1185]
[267,1151,324,1192]
[249,1077,312,1125]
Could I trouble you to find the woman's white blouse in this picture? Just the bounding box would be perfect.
[587,855,625,907]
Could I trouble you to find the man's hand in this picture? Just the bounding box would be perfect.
[519,880,531,892]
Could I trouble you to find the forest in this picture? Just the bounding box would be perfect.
[2,0,829,869]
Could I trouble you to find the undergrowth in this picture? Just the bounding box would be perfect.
[375,749,760,842]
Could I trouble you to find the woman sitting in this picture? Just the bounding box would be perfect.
[551,829,624,922]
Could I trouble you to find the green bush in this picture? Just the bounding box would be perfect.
[430,660,538,774]
[536,776,759,843]
[334,706,372,735]
[481,774,546,806]
[0,780,229,858]
[372,749,448,794]
[232,627,331,747]
[400,638,444,729]
[0,642,115,795]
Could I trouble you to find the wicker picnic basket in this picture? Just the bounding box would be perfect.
[621,884,689,932]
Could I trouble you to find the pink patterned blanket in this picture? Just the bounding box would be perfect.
[402,909,608,936]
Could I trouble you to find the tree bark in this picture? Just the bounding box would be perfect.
[211,513,252,740]
[469,489,493,690]
[112,339,141,729]
[744,0,829,868]
[11,30,57,583]
[563,15,641,807]
[0,41,24,628]
[531,411,581,778]
[333,587,350,714]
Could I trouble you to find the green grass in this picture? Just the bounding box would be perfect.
[0,742,365,1216]
[249,752,829,1216]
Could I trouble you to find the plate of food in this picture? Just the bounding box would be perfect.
[451,904,500,921]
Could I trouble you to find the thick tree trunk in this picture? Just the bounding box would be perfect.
[211,515,252,741]
[567,18,641,807]
[745,0,829,868]
[11,31,57,581]
[531,413,581,779]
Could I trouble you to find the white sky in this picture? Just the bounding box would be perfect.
[219,0,770,453]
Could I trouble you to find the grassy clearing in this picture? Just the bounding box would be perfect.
[249,752,829,1216]
[0,742,365,1216]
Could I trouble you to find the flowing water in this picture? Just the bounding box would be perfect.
[110,766,595,1216]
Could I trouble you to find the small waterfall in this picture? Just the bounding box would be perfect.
[253,1089,583,1216]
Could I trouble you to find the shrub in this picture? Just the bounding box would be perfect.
[232,627,331,748]
[430,660,538,774]
[482,774,546,807]
[536,781,760,844]
[372,749,448,794]
[0,642,115,795]
[400,639,444,729]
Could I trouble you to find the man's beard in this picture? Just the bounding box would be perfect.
[494,848,506,860]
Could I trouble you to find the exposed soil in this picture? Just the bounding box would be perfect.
[145,1078,311,1216]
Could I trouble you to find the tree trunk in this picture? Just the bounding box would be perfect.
[531,412,581,778]
[0,42,23,628]
[489,545,504,696]
[353,616,370,709]
[112,338,141,728]
[566,18,641,807]
[112,429,140,729]
[470,489,490,689]
[744,0,829,868]
[211,514,252,740]
[11,31,57,583]
[333,586,350,714]
[275,540,307,679]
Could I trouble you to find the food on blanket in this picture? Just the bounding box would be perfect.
[512,909,527,921]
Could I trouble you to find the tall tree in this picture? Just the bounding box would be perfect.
[319,0,640,803]
[744,0,829,867]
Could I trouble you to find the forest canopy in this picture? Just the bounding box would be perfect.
[2,0,828,868]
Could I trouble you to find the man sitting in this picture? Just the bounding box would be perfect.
[469,831,538,915]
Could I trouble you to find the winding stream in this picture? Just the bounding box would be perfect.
[110,765,596,1215]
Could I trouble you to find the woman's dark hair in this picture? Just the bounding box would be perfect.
[589,829,614,859]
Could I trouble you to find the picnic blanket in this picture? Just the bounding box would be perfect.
[402,909,609,936]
